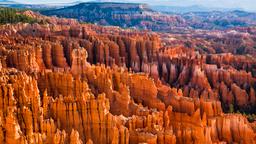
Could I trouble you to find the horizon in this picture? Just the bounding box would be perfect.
[11,0,256,12]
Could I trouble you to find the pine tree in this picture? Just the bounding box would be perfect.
[0,7,37,24]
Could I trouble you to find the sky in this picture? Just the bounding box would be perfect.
[13,0,256,11]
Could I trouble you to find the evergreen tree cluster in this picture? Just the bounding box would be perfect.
[0,7,37,24]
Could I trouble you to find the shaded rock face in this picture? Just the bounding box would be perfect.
[0,15,255,144]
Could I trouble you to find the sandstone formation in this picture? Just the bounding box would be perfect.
[0,12,255,143]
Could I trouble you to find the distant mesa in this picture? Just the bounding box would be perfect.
[41,2,162,29]
[40,2,256,31]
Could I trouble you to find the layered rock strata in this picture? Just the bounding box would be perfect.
[0,14,255,143]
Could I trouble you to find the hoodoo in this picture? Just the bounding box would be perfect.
[0,3,255,144]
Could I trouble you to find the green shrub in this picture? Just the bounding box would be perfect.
[247,114,256,122]
[229,104,234,113]
[0,7,37,24]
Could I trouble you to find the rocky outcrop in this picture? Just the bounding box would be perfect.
[0,16,255,143]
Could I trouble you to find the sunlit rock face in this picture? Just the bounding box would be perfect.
[0,12,255,144]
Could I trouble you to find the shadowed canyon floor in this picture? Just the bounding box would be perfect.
[0,11,255,144]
